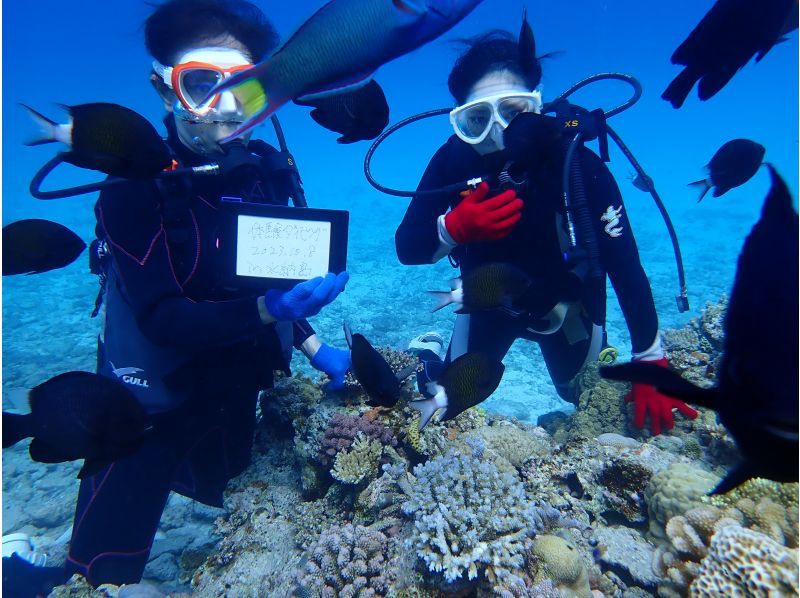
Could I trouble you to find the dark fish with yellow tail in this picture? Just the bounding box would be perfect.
[602,165,798,494]
[22,102,172,178]
[2,371,152,478]
[3,219,86,275]
[204,0,484,142]
[429,262,531,313]
[411,352,504,430]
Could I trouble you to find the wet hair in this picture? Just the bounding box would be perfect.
[448,30,542,105]
[144,0,279,65]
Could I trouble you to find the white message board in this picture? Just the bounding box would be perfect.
[235,214,332,280]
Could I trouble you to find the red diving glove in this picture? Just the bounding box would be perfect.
[444,182,523,244]
[624,357,698,435]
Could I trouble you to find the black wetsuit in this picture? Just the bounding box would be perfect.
[62,119,314,587]
[396,135,658,399]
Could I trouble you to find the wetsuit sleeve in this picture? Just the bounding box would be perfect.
[293,319,315,349]
[97,182,265,349]
[395,142,459,265]
[581,150,659,353]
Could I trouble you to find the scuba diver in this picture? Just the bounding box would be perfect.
[394,16,698,434]
[4,1,351,594]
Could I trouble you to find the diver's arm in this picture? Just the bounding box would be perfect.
[395,142,459,265]
[582,150,660,353]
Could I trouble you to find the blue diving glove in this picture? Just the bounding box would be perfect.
[310,344,352,390]
[264,272,349,321]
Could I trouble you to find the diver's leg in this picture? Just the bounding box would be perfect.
[65,418,179,586]
[536,315,604,403]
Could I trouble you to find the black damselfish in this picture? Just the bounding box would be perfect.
[2,371,152,478]
[23,102,172,178]
[294,80,389,144]
[663,0,798,108]
[411,352,505,430]
[344,323,416,407]
[690,139,765,202]
[601,165,798,494]
[429,262,532,314]
[2,219,86,275]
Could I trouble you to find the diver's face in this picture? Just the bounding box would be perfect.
[158,42,254,156]
[464,70,531,156]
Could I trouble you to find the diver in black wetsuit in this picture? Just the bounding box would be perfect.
[396,21,699,435]
[3,1,351,595]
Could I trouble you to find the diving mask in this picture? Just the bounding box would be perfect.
[153,48,255,123]
[449,90,542,145]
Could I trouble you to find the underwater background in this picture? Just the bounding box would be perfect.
[2,0,798,596]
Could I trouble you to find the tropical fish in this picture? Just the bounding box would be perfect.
[205,0,484,141]
[294,79,389,143]
[23,103,172,178]
[411,352,505,430]
[690,139,765,201]
[428,262,531,313]
[344,323,417,407]
[502,111,563,167]
[663,0,798,108]
[2,219,86,275]
[601,165,798,494]
[2,371,152,478]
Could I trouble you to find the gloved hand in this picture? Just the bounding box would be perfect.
[264,272,349,321]
[624,357,698,435]
[310,344,351,390]
[444,182,523,244]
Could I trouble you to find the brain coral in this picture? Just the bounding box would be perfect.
[690,524,799,597]
[645,462,720,537]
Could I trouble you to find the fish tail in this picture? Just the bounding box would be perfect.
[343,321,354,349]
[2,412,34,448]
[689,179,711,202]
[427,291,454,312]
[409,396,440,431]
[21,103,57,146]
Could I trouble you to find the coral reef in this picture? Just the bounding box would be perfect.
[331,432,385,485]
[528,534,591,597]
[662,297,726,388]
[318,414,397,466]
[402,451,536,584]
[645,462,720,537]
[466,421,552,469]
[294,523,395,597]
[566,362,632,442]
[690,524,799,596]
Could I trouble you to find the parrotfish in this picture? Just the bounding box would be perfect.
[206,0,485,141]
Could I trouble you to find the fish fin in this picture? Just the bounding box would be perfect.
[599,362,718,408]
[77,459,112,480]
[409,397,441,431]
[697,67,737,102]
[763,165,795,220]
[709,462,757,495]
[5,387,32,414]
[343,321,354,349]
[21,103,57,146]
[427,291,454,312]
[518,8,537,75]
[296,73,375,103]
[2,412,34,448]
[395,363,419,383]
[28,438,72,464]
[662,66,699,109]
[392,0,426,16]
[688,179,711,202]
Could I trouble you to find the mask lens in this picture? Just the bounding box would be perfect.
[180,68,222,109]
[455,103,493,140]
[497,96,537,124]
